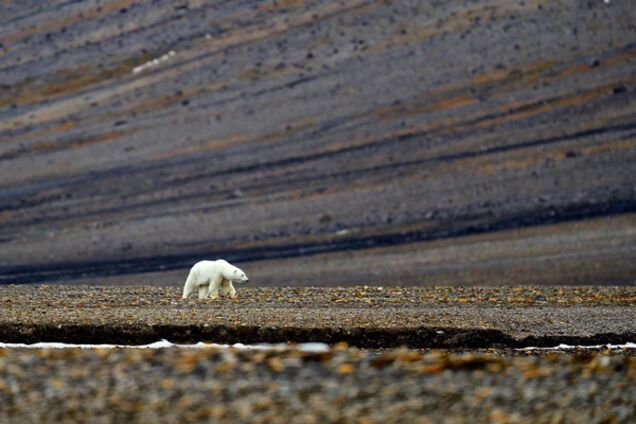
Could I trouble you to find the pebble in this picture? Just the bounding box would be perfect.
[0,347,633,423]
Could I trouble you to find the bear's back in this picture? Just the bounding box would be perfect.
[193,259,231,275]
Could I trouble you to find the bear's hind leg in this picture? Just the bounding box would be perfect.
[208,276,222,300]
[182,270,197,299]
[182,284,193,299]
[198,284,209,299]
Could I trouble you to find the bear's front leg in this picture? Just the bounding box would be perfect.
[208,276,222,300]
[219,279,231,297]
[228,282,237,299]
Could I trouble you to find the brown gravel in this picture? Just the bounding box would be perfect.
[1,286,635,423]
[1,285,635,347]
[1,346,635,423]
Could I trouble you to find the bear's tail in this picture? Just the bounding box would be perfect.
[182,269,197,299]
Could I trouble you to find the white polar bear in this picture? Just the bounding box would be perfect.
[182,260,249,300]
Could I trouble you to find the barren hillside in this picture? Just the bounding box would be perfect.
[0,0,635,284]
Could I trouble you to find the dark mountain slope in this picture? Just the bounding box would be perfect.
[0,0,634,284]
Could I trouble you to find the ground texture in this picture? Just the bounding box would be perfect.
[1,285,635,423]
[1,346,635,423]
[1,285,635,346]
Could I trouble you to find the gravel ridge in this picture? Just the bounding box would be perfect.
[1,285,635,347]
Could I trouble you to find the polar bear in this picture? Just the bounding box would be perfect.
[182,260,249,300]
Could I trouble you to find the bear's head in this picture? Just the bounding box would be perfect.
[226,266,249,283]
